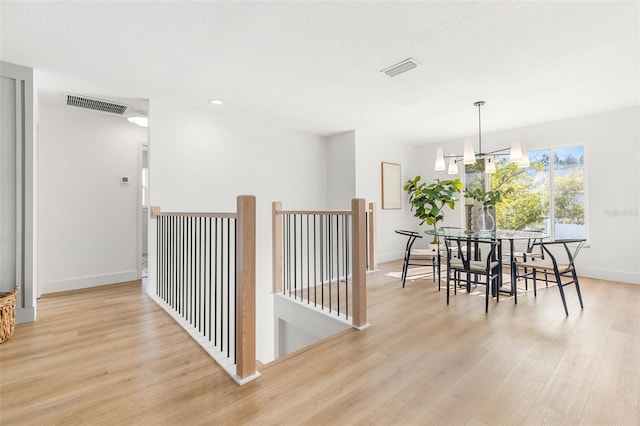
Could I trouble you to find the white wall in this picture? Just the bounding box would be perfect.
[416,107,640,284]
[327,131,355,209]
[148,99,328,362]
[353,129,421,263]
[37,104,147,294]
[274,295,351,358]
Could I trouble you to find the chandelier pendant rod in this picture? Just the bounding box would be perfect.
[484,147,511,155]
[444,146,510,160]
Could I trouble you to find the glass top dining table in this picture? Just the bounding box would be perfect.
[425,228,548,241]
[425,228,549,302]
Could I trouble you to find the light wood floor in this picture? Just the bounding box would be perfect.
[1,261,639,425]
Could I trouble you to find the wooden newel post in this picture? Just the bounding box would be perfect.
[272,201,283,293]
[368,202,377,271]
[351,198,367,328]
[236,195,256,379]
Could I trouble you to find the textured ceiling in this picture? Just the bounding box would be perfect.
[1,1,638,144]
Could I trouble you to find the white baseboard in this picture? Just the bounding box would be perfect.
[40,270,140,294]
[377,250,404,264]
[578,267,639,285]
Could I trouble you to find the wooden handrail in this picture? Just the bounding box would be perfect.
[276,209,352,216]
[150,206,237,219]
[157,212,237,218]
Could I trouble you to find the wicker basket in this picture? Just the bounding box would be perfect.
[0,287,19,343]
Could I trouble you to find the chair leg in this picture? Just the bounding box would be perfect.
[446,267,450,305]
[485,276,490,313]
[454,271,458,295]
[557,280,569,316]
[432,258,436,283]
[512,265,518,305]
[401,253,409,288]
[573,271,584,309]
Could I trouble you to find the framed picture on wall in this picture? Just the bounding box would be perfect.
[381,162,402,209]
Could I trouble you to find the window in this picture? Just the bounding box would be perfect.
[464,146,586,239]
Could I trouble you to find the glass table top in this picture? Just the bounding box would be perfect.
[425,228,548,241]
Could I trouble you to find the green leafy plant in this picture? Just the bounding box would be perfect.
[404,176,463,241]
[464,187,502,209]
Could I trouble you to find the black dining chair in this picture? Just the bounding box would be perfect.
[443,236,501,313]
[507,230,548,291]
[513,239,586,315]
[395,230,439,288]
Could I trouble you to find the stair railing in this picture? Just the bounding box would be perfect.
[272,199,368,329]
[150,195,257,384]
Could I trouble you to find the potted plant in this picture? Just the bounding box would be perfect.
[464,188,502,231]
[464,187,502,209]
[404,176,463,244]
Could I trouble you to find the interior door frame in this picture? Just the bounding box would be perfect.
[0,61,35,323]
[137,140,149,280]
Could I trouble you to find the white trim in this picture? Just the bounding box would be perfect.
[40,270,139,294]
[15,79,24,307]
[148,291,261,385]
[580,144,589,243]
[137,141,146,279]
[578,268,640,285]
[548,148,556,240]
[1,61,35,323]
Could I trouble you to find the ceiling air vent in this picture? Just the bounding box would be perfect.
[65,93,129,115]
[381,57,420,78]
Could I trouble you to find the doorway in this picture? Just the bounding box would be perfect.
[139,142,149,280]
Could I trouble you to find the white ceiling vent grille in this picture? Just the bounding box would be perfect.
[65,93,129,115]
[381,57,420,78]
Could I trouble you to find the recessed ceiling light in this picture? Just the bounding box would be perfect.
[127,116,148,127]
[209,99,224,105]
[381,57,420,78]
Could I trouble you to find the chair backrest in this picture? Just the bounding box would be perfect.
[535,239,586,270]
[395,230,421,238]
[395,230,422,253]
[509,230,546,259]
[444,236,499,270]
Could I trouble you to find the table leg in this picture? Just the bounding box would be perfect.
[510,239,517,304]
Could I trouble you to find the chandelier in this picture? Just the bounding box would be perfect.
[434,101,530,174]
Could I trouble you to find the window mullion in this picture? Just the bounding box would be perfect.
[549,148,555,240]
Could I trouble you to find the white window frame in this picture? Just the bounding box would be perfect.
[462,144,588,241]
